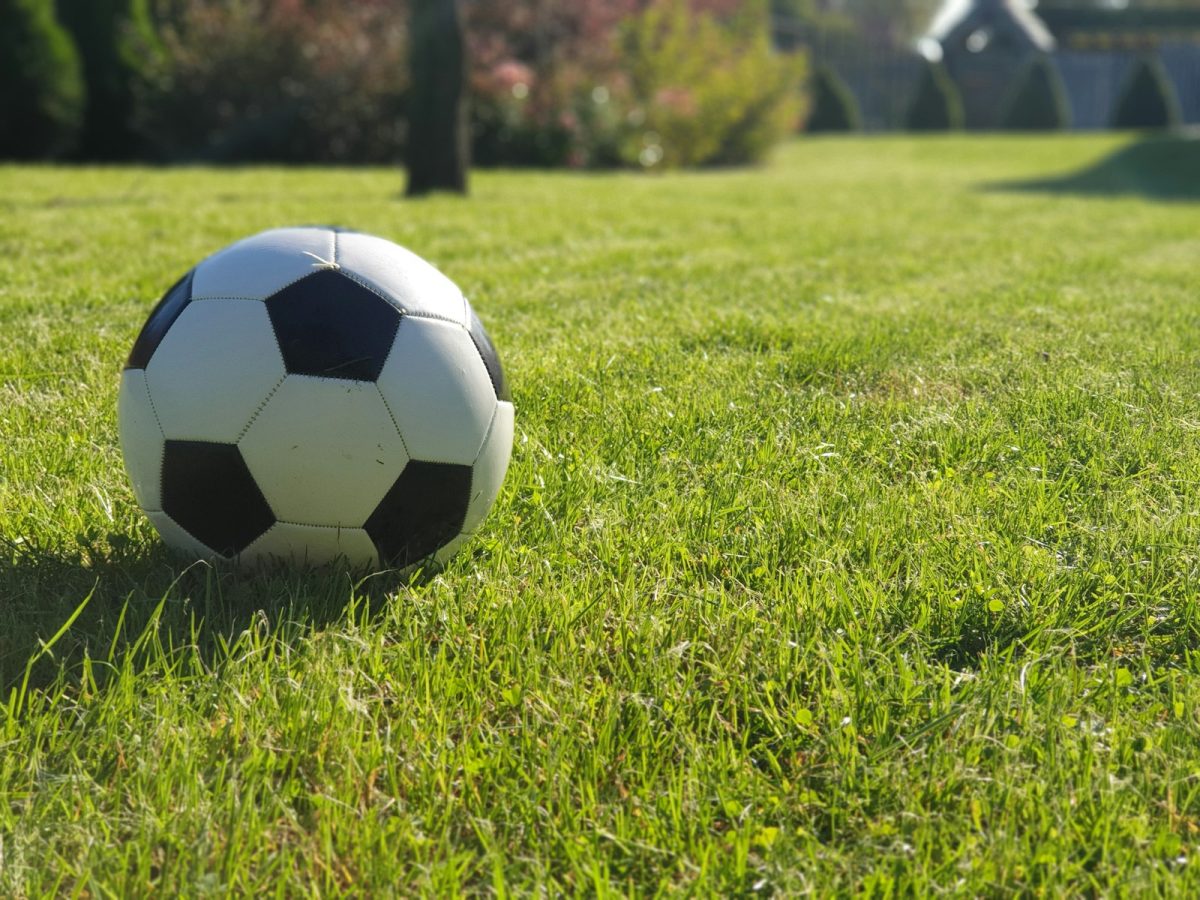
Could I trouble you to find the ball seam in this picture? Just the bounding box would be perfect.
[402,309,470,327]
[374,383,412,460]
[235,374,288,442]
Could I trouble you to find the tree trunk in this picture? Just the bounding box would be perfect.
[406,0,468,196]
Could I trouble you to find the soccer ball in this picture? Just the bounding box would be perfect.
[118,227,513,570]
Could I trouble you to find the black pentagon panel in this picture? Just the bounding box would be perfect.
[364,461,472,567]
[162,440,276,556]
[467,308,511,402]
[266,269,401,381]
[126,269,195,370]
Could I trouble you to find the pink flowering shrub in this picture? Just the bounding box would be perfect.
[465,0,639,167]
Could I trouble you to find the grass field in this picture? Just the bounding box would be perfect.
[3,135,1200,894]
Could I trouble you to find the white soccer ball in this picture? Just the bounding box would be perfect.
[118,227,513,570]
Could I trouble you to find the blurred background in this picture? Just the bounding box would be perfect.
[2,0,1198,168]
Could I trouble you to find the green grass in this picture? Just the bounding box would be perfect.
[4,135,1200,894]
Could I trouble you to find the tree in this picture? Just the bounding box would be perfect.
[55,0,156,160]
[1111,56,1181,131]
[1001,56,1070,131]
[407,0,468,196]
[806,65,860,132]
[0,0,84,159]
[904,59,963,131]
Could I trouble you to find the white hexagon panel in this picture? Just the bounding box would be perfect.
[336,230,467,325]
[190,227,336,300]
[240,522,380,568]
[144,300,286,443]
[463,400,515,535]
[145,509,224,561]
[377,317,497,466]
[117,368,165,511]
[239,375,409,527]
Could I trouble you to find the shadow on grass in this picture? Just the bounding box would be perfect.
[987,133,1200,201]
[0,535,417,697]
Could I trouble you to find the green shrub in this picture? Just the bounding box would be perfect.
[1111,57,1181,131]
[805,65,861,133]
[134,0,407,163]
[1001,56,1070,131]
[619,0,806,168]
[55,0,156,160]
[0,0,84,159]
[904,59,962,132]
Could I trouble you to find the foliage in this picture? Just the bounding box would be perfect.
[467,0,806,169]
[1001,56,1071,131]
[1111,56,1182,131]
[805,65,861,133]
[6,137,1200,893]
[55,0,156,160]
[465,0,637,167]
[904,59,963,131]
[618,0,807,168]
[135,0,407,162]
[129,0,803,169]
[0,0,84,159]
[468,73,631,169]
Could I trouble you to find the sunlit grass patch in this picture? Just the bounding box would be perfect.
[4,136,1200,893]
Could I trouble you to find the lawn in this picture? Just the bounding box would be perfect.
[3,135,1200,894]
